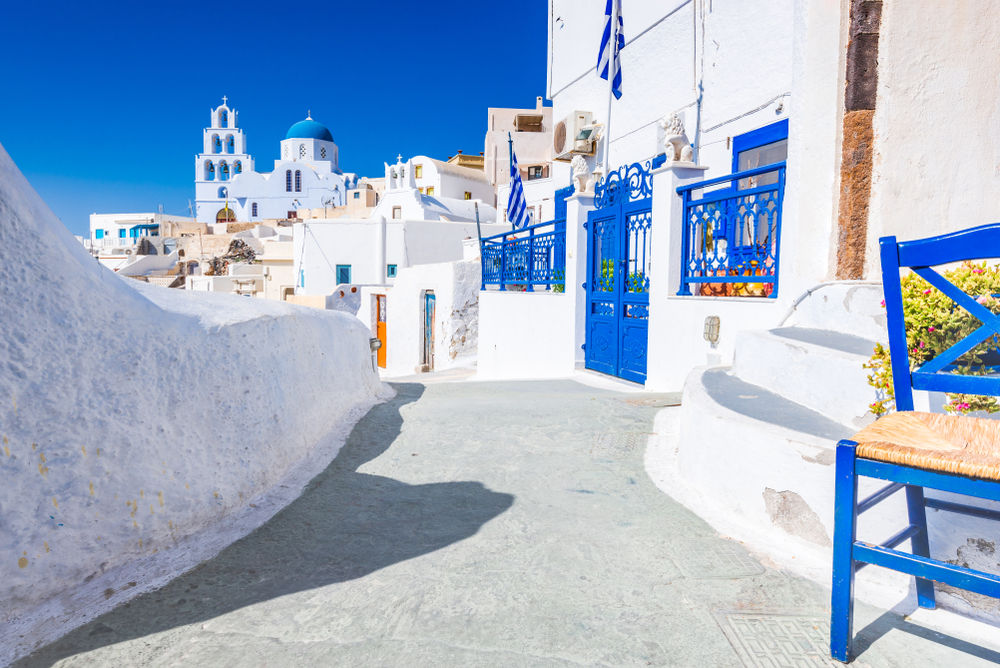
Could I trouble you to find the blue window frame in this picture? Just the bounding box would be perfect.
[95,229,104,239]
[285,170,292,192]
[251,203,258,217]
[732,119,788,188]
[118,229,126,238]
[298,269,304,287]
[387,264,397,278]
[336,264,351,284]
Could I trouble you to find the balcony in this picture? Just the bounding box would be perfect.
[676,162,786,298]
[481,218,566,292]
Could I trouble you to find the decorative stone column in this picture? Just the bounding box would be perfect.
[565,191,596,369]
[645,162,707,391]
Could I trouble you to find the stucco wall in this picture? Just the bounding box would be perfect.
[478,292,577,379]
[865,1,1000,275]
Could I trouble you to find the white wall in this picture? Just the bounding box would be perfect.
[478,292,577,379]
[865,1,1000,275]
[0,144,388,664]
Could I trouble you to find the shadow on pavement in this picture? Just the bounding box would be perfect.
[17,382,514,667]
[853,607,1000,664]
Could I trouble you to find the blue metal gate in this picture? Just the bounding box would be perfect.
[585,161,655,384]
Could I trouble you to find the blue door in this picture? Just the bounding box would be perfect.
[585,162,654,384]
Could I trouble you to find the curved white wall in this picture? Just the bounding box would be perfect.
[0,143,388,664]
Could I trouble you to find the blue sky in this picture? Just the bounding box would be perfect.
[0,1,549,236]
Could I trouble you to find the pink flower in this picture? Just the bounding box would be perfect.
[923,289,932,294]
[978,295,990,305]
[928,326,935,332]
[919,341,925,348]
[973,268,984,274]
[880,299,885,307]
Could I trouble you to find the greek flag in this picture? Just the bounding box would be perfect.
[597,0,623,99]
[507,146,530,230]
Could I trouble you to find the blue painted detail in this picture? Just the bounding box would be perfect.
[480,218,566,292]
[585,161,653,384]
[831,224,1000,661]
[226,135,234,153]
[423,292,436,368]
[95,229,104,239]
[335,264,351,284]
[285,119,333,142]
[676,162,786,298]
[387,264,397,278]
[594,159,655,210]
[298,269,304,288]
[119,228,126,239]
[731,119,788,174]
[553,184,574,222]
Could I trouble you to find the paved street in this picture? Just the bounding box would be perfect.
[16,380,1000,666]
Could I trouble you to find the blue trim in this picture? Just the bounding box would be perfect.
[730,119,788,174]
[386,264,397,278]
[95,229,104,240]
[335,264,351,284]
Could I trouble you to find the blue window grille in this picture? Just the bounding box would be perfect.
[95,229,104,240]
[677,163,786,297]
[251,203,258,217]
[336,264,351,284]
[294,170,302,192]
[481,184,574,292]
[285,170,292,192]
[387,264,397,278]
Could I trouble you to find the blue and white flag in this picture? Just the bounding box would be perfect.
[597,0,624,99]
[507,145,530,230]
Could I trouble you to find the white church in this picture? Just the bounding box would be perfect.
[194,98,350,224]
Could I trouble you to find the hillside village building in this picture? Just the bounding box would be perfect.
[194,99,351,224]
[470,0,1000,620]
[86,212,197,271]
[486,96,557,224]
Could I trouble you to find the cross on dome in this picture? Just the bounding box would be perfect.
[306,110,312,120]
[222,95,228,106]
[396,154,403,163]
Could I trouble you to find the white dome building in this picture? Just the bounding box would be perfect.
[194,99,348,224]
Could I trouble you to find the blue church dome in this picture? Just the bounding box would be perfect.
[285,116,333,142]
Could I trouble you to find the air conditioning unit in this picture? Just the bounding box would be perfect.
[553,111,596,161]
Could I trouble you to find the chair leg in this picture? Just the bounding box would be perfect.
[831,441,859,662]
[905,484,937,609]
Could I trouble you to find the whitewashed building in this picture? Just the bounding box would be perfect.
[194,99,350,224]
[474,0,1000,619]
[86,212,195,271]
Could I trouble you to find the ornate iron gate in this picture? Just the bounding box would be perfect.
[585,161,654,384]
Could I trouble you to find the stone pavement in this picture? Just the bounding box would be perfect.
[15,380,1000,666]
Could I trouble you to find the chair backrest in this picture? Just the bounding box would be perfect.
[881,224,1000,411]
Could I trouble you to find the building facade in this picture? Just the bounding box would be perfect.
[194,99,349,224]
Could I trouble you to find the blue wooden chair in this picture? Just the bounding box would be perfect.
[831,224,1000,662]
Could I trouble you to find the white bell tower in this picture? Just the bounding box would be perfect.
[194,96,255,224]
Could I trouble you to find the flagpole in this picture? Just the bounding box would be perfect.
[603,0,620,177]
[508,132,515,229]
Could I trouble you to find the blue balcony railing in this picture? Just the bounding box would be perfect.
[677,162,786,298]
[481,218,566,292]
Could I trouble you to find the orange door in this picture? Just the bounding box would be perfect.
[376,294,387,368]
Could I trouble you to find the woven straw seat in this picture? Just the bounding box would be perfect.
[851,411,1000,482]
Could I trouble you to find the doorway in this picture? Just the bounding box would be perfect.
[422,291,436,372]
[375,294,387,368]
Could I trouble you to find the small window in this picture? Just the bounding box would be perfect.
[414,165,423,178]
[732,119,788,189]
[218,186,227,198]
[426,186,435,196]
[95,229,104,239]
[392,206,402,220]
[336,264,352,284]
[464,191,472,200]
[387,264,397,278]
[527,165,544,180]
[286,170,292,192]
[353,191,360,200]
[298,144,306,158]
[251,202,258,217]
[295,170,302,192]
[119,229,126,238]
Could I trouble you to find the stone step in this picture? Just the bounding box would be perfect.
[780,282,887,343]
[731,326,879,429]
[671,366,908,561]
